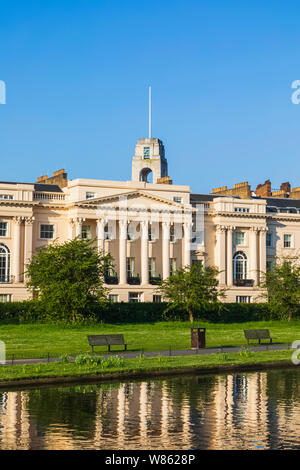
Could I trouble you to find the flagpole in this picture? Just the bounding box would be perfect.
[149,86,151,138]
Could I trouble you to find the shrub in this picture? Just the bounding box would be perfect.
[0,300,299,325]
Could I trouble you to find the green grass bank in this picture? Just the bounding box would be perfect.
[0,320,300,360]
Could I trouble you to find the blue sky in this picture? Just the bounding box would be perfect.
[1,0,300,193]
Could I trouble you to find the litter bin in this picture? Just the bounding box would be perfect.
[191,327,206,349]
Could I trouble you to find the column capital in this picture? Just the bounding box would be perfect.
[162,220,170,229]
[184,221,193,230]
[24,216,35,225]
[259,227,268,233]
[249,226,260,232]
[226,225,236,232]
[97,217,107,226]
[75,217,85,224]
[12,216,24,225]
[216,224,227,233]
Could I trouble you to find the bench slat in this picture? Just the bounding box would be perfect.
[106,334,126,345]
[244,329,273,344]
[87,335,108,346]
[87,334,127,352]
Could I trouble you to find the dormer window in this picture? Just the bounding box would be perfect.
[143,147,150,159]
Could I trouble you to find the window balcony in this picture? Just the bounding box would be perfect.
[149,276,162,285]
[127,275,141,285]
[104,275,119,285]
[233,279,254,287]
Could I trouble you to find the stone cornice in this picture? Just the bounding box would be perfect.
[213,211,267,219]
[266,214,300,222]
[0,201,38,208]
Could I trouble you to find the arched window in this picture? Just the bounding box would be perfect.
[139,168,153,183]
[0,244,10,283]
[233,251,247,280]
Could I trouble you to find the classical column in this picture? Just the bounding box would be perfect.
[12,217,23,283]
[75,217,85,238]
[141,220,149,285]
[162,221,170,280]
[259,228,267,284]
[24,217,34,281]
[119,219,127,285]
[215,225,226,285]
[183,221,192,267]
[68,218,75,240]
[227,226,234,286]
[249,227,259,286]
[97,218,105,253]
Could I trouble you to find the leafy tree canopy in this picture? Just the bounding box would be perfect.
[26,238,113,322]
[158,262,226,322]
[261,256,300,321]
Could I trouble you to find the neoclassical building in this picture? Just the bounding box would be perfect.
[1,136,300,303]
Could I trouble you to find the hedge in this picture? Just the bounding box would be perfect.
[0,300,299,324]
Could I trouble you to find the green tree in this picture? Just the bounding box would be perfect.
[261,256,300,321]
[26,238,113,322]
[158,263,226,323]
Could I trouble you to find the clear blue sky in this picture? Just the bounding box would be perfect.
[1,0,300,193]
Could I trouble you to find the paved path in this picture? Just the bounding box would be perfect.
[5,343,291,366]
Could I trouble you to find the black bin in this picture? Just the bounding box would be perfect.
[191,327,206,349]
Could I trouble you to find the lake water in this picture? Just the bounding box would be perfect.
[0,368,299,450]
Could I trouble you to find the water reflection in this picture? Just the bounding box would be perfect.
[0,369,299,449]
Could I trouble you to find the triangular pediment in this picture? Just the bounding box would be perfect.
[76,190,192,211]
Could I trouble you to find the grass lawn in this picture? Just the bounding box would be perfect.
[0,349,295,383]
[0,320,299,360]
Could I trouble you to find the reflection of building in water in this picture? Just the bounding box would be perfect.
[0,372,299,449]
[211,373,269,449]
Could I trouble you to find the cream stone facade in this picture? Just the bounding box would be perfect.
[1,136,300,303]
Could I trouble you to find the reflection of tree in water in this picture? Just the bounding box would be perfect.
[164,375,218,406]
[25,386,100,438]
[266,370,300,405]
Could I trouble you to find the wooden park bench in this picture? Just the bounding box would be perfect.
[244,329,274,345]
[87,334,128,353]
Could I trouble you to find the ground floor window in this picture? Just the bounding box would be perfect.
[233,252,247,280]
[81,225,91,239]
[109,294,119,302]
[0,294,12,303]
[0,244,10,283]
[128,292,142,303]
[153,295,161,303]
[127,257,135,277]
[148,258,156,277]
[40,224,54,239]
[236,296,251,303]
